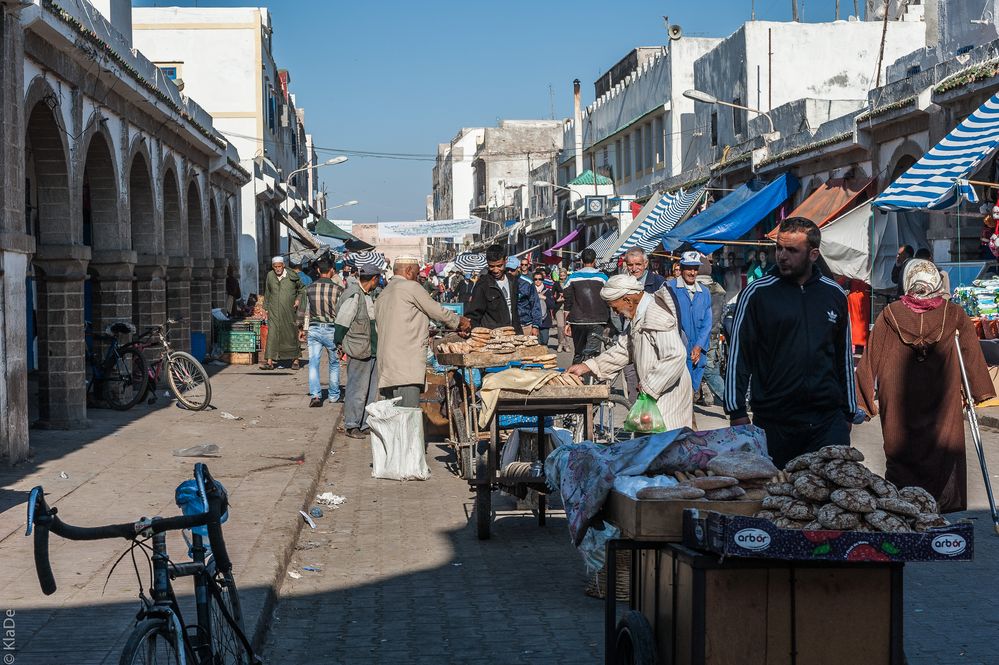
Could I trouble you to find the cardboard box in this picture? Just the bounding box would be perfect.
[222,352,257,365]
[683,509,974,563]
[602,490,762,541]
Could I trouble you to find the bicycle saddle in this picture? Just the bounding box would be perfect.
[106,321,137,336]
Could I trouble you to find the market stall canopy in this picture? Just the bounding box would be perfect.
[541,224,584,264]
[874,92,999,211]
[454,252,487,273]
[607,186,705,261]
[819,201,872,282]
[663,173,799,253]
[349,250,387,271]
[312,216,374,251]
[586,229,619,266]
[279,210,321,250]
[767,177,874,238]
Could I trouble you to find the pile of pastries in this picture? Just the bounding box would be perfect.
[438,327,539,355]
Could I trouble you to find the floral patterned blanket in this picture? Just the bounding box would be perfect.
[545,425,768,546]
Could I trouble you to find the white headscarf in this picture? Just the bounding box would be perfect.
[271,256,285,265]
[902,259,945,299]
[600,274,643,301]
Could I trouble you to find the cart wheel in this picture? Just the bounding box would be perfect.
[475,485,491,540]
[614,611,656,665]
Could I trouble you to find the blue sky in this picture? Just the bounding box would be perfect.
[134,0,846,222]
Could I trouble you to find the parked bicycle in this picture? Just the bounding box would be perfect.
[122,319,212,411]
[85,321,149,411]
[26,463,256,665]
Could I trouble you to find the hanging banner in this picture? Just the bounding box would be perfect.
[377,218,482,239]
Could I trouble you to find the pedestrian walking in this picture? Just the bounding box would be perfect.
[563,248,609,364]
[334,263,381,437]
[669,251,713,397]
[375,257,472,407]
[567,274,692,430]
[725,217,860,467]
[620,247,668,400]
[465,244,523,333]
[261,255,306,370]
[855,259,995,512]
[532,270,556,346]
[510,258,542,337]
[302,258,344,405]
[552,267,570,352]
[700,262,727,406]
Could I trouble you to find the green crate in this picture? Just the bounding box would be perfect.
[218,330,257,353]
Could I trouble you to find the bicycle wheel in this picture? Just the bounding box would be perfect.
[204,568,250,664]
[166,351,212,411]
[103,349,149,410]
[119,618,183,665]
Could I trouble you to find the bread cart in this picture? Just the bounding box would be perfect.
[434,342,613,540]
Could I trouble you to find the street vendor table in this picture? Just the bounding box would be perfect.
[473,383,611,540]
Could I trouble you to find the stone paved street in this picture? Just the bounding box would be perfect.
[0,364,338,665]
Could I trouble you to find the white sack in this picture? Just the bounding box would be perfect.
[365,398,431,481]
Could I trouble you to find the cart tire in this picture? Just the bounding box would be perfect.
[614,611,656,665]
[475,485,491,540]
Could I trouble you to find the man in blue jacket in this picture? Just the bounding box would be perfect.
[669,251,712,394]
[507,257,542,336]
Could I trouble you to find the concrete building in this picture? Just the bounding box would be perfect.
[433,127,485,222]
[133,7,320,296]
[1,0,248,464]
[559,39,721,198]
[352,224,425,265]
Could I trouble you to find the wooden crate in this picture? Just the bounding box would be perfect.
[634,544,901,665]
[222,351,257,365]
[603,491,762,541]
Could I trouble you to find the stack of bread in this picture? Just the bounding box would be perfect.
[754,445,949,533]
[438,327,541,355]
[636,451,778,501]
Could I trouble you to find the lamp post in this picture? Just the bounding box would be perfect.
[533,180,583,201]
[328,200,359,210]
[287,155,348,184]
[683,89,777,136]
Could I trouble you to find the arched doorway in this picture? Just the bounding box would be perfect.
[25,98,88,429]
[163,166,192,352]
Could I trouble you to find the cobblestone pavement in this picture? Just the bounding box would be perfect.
[0,364,338,665]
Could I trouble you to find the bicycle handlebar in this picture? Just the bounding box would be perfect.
[26,464,229,595]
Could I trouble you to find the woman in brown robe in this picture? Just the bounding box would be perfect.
[856,259,994,512]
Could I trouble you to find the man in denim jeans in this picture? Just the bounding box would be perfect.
[334,264,381,438]
[303,258,344,407]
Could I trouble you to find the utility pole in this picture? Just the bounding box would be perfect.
[791,0,799,21]
[836,0,840,20]
[854,0,860,18]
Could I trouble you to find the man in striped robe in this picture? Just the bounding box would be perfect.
[567,274,692,431]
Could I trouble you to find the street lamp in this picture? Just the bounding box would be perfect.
[683,89,776,135]
[329,199,359,209]
[287,155,348,182]
[533,180,583,201]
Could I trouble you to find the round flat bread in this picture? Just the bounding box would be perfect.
[766,482,796,497]
[913,512,949,531]
[754,510,779,520]
[817,503,860,530]
[705,486,747,501]
[817,460,870,489]
[785,452,822,473]
[815,445,865,462]
[762,495,794,511]
[773,516,811,529]
[683,475,739,490]
[865,509,910,533]
[898,486,938,514]
[876,497,920,517]
[636,485,705,500]
[706,452,778,480]
[793,472,831,502]
[780,499,817,521]
[867,474,899,498]
[830,488,877,513]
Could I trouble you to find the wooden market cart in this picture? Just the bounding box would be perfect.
[601,496,906,665]
[434,344,611,540]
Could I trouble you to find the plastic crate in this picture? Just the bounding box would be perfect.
[218,330,258,353]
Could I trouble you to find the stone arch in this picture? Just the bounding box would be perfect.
[163,165,183,256]
[126,136,158,255]
[881,139,926,191]
[80,127,121,251]
[186,177,206,259]
[24,90,72,245]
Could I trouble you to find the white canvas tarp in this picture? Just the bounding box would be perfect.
[820,201,929,290]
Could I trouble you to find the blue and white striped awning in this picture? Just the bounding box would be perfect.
[874,92,999,211]
[607,186,705,261]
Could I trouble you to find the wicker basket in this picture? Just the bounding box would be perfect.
[585,550,631,601]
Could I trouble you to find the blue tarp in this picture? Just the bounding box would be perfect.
[662,173,799,253]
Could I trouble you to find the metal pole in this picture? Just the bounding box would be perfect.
[954,330,999,534]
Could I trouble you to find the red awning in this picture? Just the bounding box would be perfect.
[767,177,875,237]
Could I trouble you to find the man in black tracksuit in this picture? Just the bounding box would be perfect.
[725,217,859,467]
[563,248,610,364]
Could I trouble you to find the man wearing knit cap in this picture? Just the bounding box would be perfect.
[261,255,306,370]
[375,256,472,407]
[568,274,692,430]
[668,251,713,393]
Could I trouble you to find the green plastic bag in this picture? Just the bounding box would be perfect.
[623,393,667,434]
